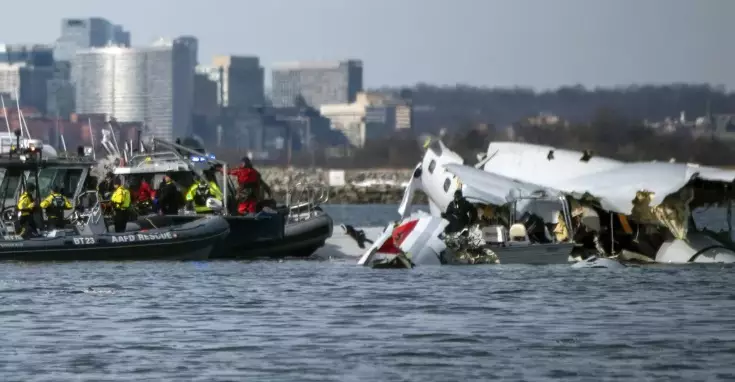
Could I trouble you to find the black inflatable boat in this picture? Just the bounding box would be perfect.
[0,215,230,261]
[137,208,333,259]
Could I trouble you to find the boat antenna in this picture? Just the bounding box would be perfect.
[60,134,67,153]
[107,122,120,155]
[12,89,31,141]
[122,141,129,163]
[13,90,23,141]
[19,109,31,140]
[137,127,143,153]
[87,118,96,160]
[0,94,11,137]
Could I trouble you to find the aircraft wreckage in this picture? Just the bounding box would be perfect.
[343,138,735,269]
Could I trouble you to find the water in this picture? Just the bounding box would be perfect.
[1,205,734,381]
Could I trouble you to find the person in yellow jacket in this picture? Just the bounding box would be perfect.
[16,183,38,238]
[185,179,223,214]
[40,185,72,229]
[110,178,131,233]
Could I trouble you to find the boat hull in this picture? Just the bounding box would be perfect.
[490,242,575,265]
[142,211,333,259]
[0,215,230,261]
[229,212,333,259]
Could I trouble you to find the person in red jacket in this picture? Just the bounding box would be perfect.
[229,157,260,189]
[130,178,153,215]
[226,157,271,215]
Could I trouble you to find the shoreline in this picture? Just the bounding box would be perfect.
[270,187,427,204]
[259,167,426,204]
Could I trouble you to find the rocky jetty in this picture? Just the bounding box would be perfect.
[256,167,428,204]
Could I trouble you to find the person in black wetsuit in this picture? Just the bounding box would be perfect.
[97,172,115,201]
[156,172,183,215]
[442,189,477,233]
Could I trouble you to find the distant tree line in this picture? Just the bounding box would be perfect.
[375,83,735,134]
[214,84,735,168]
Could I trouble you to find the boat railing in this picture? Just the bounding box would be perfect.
[72,190,108,235]
[0,206,18,238]
[284,182,330,222]
[128,151,190,168]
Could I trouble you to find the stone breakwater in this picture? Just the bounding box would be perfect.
[255,167,428,204]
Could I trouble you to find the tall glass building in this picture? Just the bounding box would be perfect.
[54,18,130,62]
[72,37,196,141]
[0,44,54,113]
[270,60,363,108]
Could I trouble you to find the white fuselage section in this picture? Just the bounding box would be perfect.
[357,214,449,266]
[419,141,464,216]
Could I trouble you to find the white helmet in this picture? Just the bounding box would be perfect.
[205,197,223,211]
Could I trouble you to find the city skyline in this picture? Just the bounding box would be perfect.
[0,0,732,90]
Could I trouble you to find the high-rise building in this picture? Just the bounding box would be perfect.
[0,44,55,113]
[270,60,362,108]
[54,18,131,62]
[193,67,218,119]
[47,61,75,117]
[72,37,197,141]
[199,55,264,109]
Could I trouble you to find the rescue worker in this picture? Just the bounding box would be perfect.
[40,185,72,229]
[130,177,153,215]
[202,169,223,197]
[519,211,551,244]
[156,172,183,215]
[441,189,477,233]
[227,157,271,202]
[110,178,131,233]
[97,171,115,200]
[16,183,38,238]
[185,179,223,214]
[97,172,116,216]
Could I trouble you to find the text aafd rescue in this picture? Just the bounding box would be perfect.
[111,232,174,243]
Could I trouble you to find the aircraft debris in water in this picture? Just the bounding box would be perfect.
[344,137,735,268]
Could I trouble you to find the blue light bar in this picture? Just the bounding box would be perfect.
[190,153,215,162]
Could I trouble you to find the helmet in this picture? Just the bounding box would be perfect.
[197,180,208,190]
[205,197,223,211]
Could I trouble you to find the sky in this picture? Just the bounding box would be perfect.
[1,0,732,90]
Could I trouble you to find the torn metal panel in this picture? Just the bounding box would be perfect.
[444,163,560,206]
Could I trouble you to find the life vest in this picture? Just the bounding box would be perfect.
[193,184,211,206]
[51,194,66,209]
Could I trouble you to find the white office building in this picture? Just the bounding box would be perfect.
[72,37,197,141]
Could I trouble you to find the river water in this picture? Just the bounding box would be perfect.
[1,204,734,381]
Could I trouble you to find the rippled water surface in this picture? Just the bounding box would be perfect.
[0,205,734,381]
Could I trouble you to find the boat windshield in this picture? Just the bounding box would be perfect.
[26,168,85,198]
[0,169,20,199]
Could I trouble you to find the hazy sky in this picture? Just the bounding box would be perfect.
[1,0,732,90]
